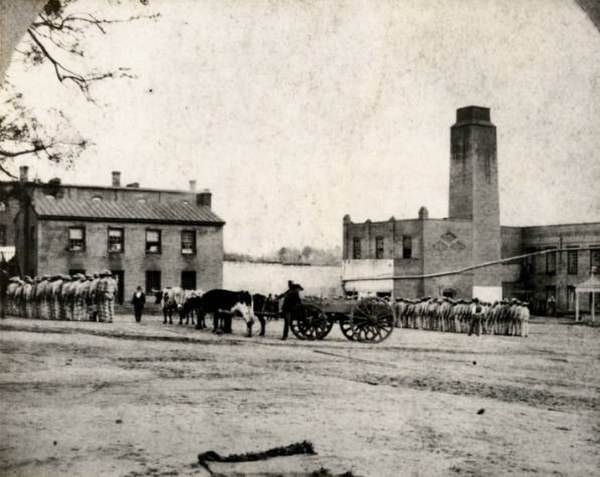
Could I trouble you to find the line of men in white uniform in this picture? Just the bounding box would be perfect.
[5,271,118,323]
[394,297,530,337]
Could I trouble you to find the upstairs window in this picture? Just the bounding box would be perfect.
[69,227,85,251]
[402,235,412,259]
[181,230,196,255]
[352,237,361,259]
[546,248,556,274]
[146,229,161,254]
[567,248,578,275]
[375,236,384,259]
[591,246,600,273]
[108,228,124,253]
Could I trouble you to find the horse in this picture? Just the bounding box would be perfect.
[196,289,256,337]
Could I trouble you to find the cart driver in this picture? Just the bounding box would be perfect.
[278,280,304,341]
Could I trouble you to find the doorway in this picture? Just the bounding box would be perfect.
[111,270,124,305]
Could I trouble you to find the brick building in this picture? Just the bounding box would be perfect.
[10,170,224,303]
[342,106,600,315]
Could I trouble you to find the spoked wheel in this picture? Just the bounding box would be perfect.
[290,304,330,340]
[339,314,359,341]
[348,297,395,343]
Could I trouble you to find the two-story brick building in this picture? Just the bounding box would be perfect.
[342,106,600,315]
[11,170,225,303]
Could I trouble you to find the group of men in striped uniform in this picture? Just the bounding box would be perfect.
[394,297,530,337]
[5,271,118,323]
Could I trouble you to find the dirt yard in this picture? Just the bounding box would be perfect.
[0,314,598,476]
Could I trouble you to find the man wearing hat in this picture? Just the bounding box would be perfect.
[99,270,117,323]
[72,274,86,321]
[89,273,101,322]
[279,280,304,340]
[468,298,483,337]
[49,275,62,320]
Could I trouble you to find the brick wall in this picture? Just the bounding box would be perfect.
[520,222,600,313]
[34,219,223,301]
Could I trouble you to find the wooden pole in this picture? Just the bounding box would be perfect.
[575,291,579,322]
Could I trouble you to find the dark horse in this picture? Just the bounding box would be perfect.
[251,293,280,336]
[196,289,256,336]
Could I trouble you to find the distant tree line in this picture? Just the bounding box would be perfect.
[224,245,342,266]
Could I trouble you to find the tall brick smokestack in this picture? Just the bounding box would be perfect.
[449,106,501,293]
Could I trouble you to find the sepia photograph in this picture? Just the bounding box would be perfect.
[0,1,599,475]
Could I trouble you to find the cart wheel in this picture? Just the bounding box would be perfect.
[319,318,335,340]
[339,314,358,341]
[349,297,395,343]
[290,304,330,340]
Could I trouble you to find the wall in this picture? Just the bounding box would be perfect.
[224,261,342,297]
[342,259,393,294]
[422,219,473,297]
[35,219,223,301]
[343,217,422,260]
[0,196,19,250]
[520,222,600,313]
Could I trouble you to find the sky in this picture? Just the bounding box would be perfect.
[3,0,600,255]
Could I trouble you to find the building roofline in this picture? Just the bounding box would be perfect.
[0,180,207,195]
[505,221,600,230]
[345,217,472,225]
[34,214,225,227]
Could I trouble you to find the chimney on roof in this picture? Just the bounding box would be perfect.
[112,171,121,187]
[19,166,29,182]
[126,182,140,188]
[189,180,197,191]
[196,189,212,208]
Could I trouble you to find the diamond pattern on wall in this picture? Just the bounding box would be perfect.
[441,232,457,243]
[432,241,448,252]
[450,240,466,251]
[433,231,467,253]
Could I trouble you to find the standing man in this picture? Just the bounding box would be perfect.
[131,286,146,323]
[468,298,483,337]
[279,280,303,341]
[100,270,117,324]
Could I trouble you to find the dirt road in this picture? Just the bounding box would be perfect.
[0,315,598,476]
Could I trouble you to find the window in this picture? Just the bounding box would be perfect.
[69,227,85,251]
[107,228,124,253]
[591,246,600,273]
[181,270,197,290]
[524,248,535,274]
[181,230,196,255]
[145,271,161,293]
[375,236,384,259]
[545,248,556,274]
[352,237,361,259]
[0,224,6,246]
[567,248,578,275]
[145,229,161,254]
[402,235,412,259]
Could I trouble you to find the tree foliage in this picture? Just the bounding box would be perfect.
[0,0,157,179]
